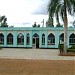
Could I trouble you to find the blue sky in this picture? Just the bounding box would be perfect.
[0,0,74,27]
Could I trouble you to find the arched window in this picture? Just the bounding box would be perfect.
[7,33,13,44]
[26,33,30,45]
[48,33,55,45]
[69,33,75,45]
[59,33,64,44]
[0,33,4,44]
[17,33,24,45]
[32,33,39,47]
[33,33,39,38]
[42,33,45,45]
[33,33,39,44]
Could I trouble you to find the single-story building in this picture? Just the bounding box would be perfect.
[0,27,75,48]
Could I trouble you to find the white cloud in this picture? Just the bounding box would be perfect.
[32,0,49,15]
[0,0,49,27]
[0,0,73,27]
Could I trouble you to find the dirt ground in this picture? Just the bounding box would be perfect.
[0,59,74,75]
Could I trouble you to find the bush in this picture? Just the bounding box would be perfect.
[58,44,64,50]
[58,44,64,53]
[70,45,75,49]
[67,45,75,52]
[67,49,75,52]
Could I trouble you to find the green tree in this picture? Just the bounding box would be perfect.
[0,15,8,27]
[32,22,40,27]
[46,18,54,27]
[32,22,37,27]
[56,23,63,27]
[48,5,54,26]
[48,0,75,53]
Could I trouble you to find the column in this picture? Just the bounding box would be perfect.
[39,31,42,48]
[45,31,48,48]
[4,31,7,47]
[30,31,32,48]
[24,31,26,47]
[55,30,59,48]
[67,31,70,48]
[13,31,17,47]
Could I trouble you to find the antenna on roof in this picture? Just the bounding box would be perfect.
[41,19,44,27]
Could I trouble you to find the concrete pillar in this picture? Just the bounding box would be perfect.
[30,31,32,48]
[55,30,59,48]
[45,31,48,48]
[39,31,42,48]
[24,31,26,47]
[13,31,17,47]
[4,31,7,47]
[67,31,70,48]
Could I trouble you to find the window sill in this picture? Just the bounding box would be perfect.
[26,44,30,45]
[48,44,55,45]
[69,44,75,45]
[42,44,45,45]
[17,44,24,45]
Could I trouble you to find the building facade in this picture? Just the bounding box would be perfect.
[0,27,75,48]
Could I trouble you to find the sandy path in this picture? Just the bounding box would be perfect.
[0,59,74,75]
[0,48,74,60]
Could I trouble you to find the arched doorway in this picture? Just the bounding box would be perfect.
[33,33,39,48]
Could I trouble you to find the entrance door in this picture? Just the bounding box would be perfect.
[36,37,39,48]
[33,38,36,48]
[32,33,39,48]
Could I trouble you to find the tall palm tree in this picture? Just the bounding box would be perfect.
[0,15,8,27]
[46,17,54,27]
[48,1,55,26]
[48,0,75,53]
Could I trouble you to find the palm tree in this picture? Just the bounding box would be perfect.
[0,15,8,27]
[48,2,54,26]
[0,15,5,24]
[48,0,75,53]
[46,18,54,27]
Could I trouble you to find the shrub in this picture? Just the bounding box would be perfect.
[58,44,64,53]
[70,45,75,49]
[67,45,75,52]
[58,44,64,50]
[67,49,75,52]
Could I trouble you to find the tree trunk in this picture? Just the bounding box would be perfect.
[64,0,68,54]
[56,13,60,24]
[64,16,68,54]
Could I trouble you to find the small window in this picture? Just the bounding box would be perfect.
[69,33,75,45]
[59,33,64,44]
[0,33,4,44]
[7,33,13,44]
[48,33,55,45]
[17,33,24,45]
